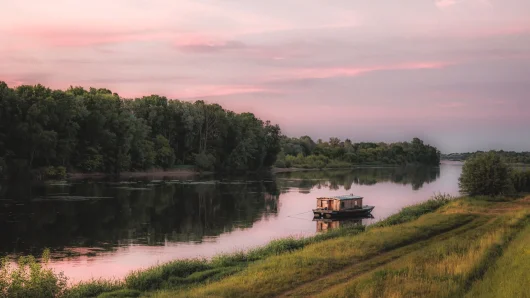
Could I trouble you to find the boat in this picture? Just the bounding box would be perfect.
[312,194,375,218]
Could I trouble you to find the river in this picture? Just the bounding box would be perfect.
[0,161,463,283]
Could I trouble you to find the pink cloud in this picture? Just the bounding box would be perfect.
[475,26,530,38]
[436,0,458,8]
[437,101,467,108]
[171,85,275,99]
[11,26,173,47]
[277,61,450,81]
[175,39,246,53]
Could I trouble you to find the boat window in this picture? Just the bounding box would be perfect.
[341,202,344,208]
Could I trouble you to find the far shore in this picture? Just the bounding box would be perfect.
[67,169,209,180]
[67,163,452,179]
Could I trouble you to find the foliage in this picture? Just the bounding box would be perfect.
[511,169,530,193]
[64,280,123,298]
[194,152,216,171]
[0,82,282,177]
[442,151,530,164]
[275,166,440,191]
[276,137,440,168]
[41,166,67,180]
[153,135,175,170]
[0,249,67,298]
[459,152,515,196]
[371,193,454,228]
[125,260,211,291]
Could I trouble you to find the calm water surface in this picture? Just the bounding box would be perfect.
[0,162,463,282]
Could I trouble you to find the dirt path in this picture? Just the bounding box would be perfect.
[279,216,487,297]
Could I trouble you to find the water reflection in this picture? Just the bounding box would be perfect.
[0,164,458,282]
[0,179,279,256]
[276,166,440,191]
[314,215,373,232]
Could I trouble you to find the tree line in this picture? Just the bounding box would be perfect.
[275,136,440,168]
[443,151,530,164]
[0,82,282,178]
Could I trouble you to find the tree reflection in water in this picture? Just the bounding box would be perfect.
[0,166,440,257]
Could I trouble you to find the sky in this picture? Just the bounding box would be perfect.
[1,0,529,153]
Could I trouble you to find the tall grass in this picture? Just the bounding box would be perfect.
[371,193,454,228]
[63,280,124,298]
[0,249,67,298]
[116,195,453,295]
[318,210,530,298]
[160,212,473,298]
[466,223,530,298]
[122,225,366,292]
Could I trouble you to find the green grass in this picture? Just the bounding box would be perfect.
[64,280,124,298]
[466,223,530,298]
[155,213,475,297]
[4,195,529,298]
[152,196,530,298]
[371,193,454,228]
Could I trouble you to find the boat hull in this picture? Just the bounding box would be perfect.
[313,206,375,218]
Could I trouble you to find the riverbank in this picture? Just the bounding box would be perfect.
[62,195,529,298]
[271,163,431,174]
[3,194,529,297]
[67,169,208,180]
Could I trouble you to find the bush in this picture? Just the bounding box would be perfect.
[0,249,67,298]
[274,152,288,168]
[459,152,515,196]
[511,169,530,193]
[194,152,216,171]
[42,166,67,180]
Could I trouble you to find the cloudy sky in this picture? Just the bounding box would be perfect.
[1,0,529,152]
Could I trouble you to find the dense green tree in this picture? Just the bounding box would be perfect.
[0,82,282,177]
[276,136,440,168]
[154,135,176,169]
[459,152,515,196]
[442,151,530,164]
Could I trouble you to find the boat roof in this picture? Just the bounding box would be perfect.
[333,195,363,200]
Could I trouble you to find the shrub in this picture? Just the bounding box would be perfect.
[194,152,216,171]
[511,169,530,193]
[0,249,67,298]
[459,152,515,196]
[42,166,67,180]
[274,152,288,168]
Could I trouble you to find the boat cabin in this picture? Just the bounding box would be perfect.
[316,194,363,211]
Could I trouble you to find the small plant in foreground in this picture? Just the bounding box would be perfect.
[0,249,67,298]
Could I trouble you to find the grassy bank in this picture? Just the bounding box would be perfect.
[2,195,529,297]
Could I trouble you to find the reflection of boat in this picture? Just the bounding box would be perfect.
[314,215,374,232]
[313,194,375,218]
